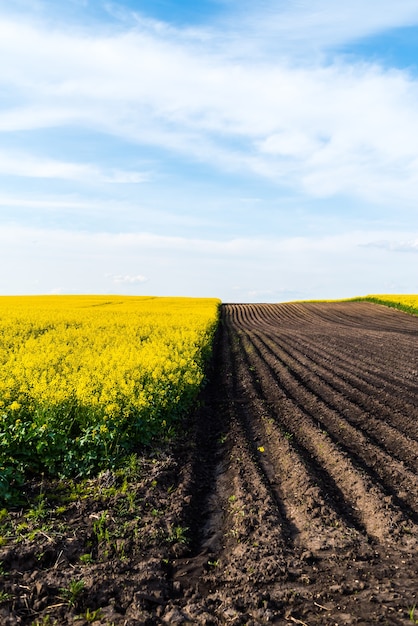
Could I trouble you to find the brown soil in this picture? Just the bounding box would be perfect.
[1,302,417,625]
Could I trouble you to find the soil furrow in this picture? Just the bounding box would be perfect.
[253,330,418,500]
[227,309,416,542]
[222,316,296,545]
[225,315,366,550]
[241,302,418,440]
[277,332,418,466]
[274,329,418,441]
[282,328,418,415]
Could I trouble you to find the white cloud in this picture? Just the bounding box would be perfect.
[0,195,94,210]
[1,7,418,207]
[1,225,418,301]
[0,150,149,183]
[363,239,418,252]
[107,273,148,284]
[229,0,418,55]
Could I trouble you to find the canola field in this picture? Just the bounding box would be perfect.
[357,293,418,314]
[0,296,220,498]
[303,294,418,316]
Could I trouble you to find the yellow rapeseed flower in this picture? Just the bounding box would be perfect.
[0,295,220,474]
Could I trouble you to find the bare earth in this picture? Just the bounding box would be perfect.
[1,302,418,625]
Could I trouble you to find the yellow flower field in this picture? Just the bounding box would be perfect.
[362,294,418,313]
[299,294,418,316]
[0,296,220,495]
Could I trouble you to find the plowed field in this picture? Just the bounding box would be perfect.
[172,301,418,625]
[1,302,418,625]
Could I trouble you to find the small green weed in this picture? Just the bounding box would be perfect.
[167,525,188,545]
[0,590,12,603]
[79,553,94,564]
[409,605,418,624]
[93,511,110,544]
[76,607,103,623]
[124,453,142,479]
[59,579,85,607]
[26,495,47,522]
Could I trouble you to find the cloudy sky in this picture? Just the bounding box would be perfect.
[2,0,418,302]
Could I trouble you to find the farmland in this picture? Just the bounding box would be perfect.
[356,293,418,313]
[0,296,220,500]
[0,299,418,624]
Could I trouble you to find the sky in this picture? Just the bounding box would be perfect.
[2,1,418,302]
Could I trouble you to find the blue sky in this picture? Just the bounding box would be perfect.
[2,0,418,302]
